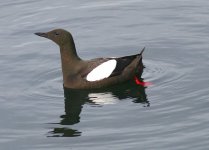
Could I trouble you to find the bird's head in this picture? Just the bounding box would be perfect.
[35,29,74,47]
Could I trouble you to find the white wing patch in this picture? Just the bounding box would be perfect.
[86,59,117,82]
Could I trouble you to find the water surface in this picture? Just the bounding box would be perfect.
[1,0,209,150]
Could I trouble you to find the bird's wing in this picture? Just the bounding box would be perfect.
[81,48,144,82]
[80,58,111,81]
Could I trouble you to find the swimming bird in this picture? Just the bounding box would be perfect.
[35,29,145,89]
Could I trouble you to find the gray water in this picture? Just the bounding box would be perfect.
[1,0,209,149]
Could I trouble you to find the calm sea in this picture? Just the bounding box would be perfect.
[1,0,209,149]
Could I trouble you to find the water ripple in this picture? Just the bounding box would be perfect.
[27,67,63,101]
[143,59,189,88]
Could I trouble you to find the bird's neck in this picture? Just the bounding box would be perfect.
[60,43,81,61]
[60,44,82,84]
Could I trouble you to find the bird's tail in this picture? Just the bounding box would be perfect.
[139,47,145,55]
[135,47,145,76]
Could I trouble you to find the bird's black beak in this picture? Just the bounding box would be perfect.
[34,32,48,38]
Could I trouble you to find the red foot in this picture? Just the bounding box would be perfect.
[134,76,153,87]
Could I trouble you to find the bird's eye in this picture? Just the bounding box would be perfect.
[54,32,59,35]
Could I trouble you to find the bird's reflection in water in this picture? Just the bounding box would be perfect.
[48,128,81,137]
[48,80,149,137]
